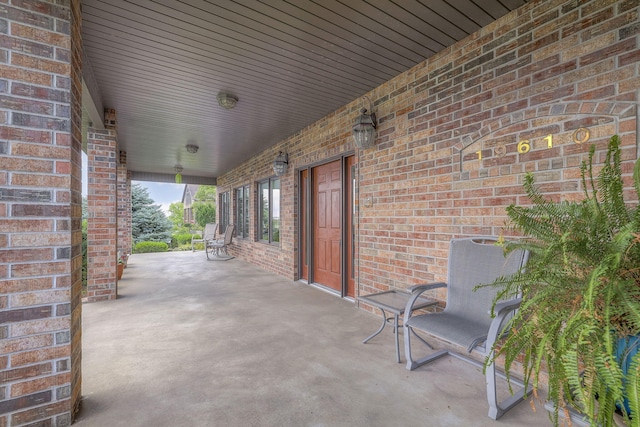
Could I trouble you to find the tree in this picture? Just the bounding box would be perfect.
[194,203,216,228]
[167,202,184,230]
[131,183,172,244]
[82,196,88,220]
[194,185,216,202]
[193,185,217,228]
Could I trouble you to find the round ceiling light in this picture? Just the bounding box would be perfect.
[217,93,238,110]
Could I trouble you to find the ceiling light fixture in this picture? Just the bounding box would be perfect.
[174,165,183,184]
[217,92,238,110]
[186,144,199,154]
[352,96,377,149]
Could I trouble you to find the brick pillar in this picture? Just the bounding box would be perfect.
[86,125,118,301]
[117,153,132,257]
[0,0,82,425]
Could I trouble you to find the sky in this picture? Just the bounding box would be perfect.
[82,152,185,215]
[133,181,185,214]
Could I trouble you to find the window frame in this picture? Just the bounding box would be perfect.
[235,185,250,239]
[257,177,281,245]
[219,191,230,235]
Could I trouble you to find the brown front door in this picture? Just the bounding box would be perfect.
[312,160,342,292]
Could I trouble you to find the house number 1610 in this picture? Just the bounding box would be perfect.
[474,127,591,160]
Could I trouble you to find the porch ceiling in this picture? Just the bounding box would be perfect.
[81,0,528,184]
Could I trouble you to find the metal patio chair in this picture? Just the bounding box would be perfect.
[403,237,530,420]
[206,224,235,260]
[191,223,218,252]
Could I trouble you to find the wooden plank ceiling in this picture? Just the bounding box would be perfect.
[81,0,528,183]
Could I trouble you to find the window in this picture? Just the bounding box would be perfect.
[258,177,280,244]
[219,191,230,235]
[235,185,250,238]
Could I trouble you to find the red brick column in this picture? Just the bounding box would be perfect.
[86,126,118,301]
[0,0,82,425]
[117,156,132,257]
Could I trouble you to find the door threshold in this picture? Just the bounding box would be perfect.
[308,282,355,302]
[309,282,341,296]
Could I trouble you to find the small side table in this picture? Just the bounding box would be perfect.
[359,290,438,363]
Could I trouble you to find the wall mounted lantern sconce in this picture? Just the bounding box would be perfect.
[352,97,377,149]
[185,144,199,154]
[273,151,289,177]
[217,92,238,110]
[174,165,183,184]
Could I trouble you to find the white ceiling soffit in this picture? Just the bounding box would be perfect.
[81,0,528,181]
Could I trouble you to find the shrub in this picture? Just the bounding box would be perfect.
[173,233,196,246]
[175,244,198,251]
[134,241,169,253]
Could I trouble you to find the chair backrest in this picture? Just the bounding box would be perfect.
[203,223,218,240]
[444,237,528,331]
[222,224,235,245]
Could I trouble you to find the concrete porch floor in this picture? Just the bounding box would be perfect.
[75,251,550,426]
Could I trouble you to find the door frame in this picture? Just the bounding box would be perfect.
[297,153,356,298]
[298,168,309,281]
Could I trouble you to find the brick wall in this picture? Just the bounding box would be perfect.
[217,0,639,306]
[0,0,82,425]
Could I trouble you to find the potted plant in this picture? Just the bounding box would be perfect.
[117,255,125,280]
[484,135,640,426]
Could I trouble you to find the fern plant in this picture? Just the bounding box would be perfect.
[486,135,640,426]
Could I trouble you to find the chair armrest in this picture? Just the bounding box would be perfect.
[486,298,522,352]
[403,282,447,325]
[209,239,224,247]
[407,282,447,293]
[493,298,522,317]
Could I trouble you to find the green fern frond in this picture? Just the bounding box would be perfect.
[481,135,640,426]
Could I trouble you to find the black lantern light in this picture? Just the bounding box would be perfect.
[352,107,377,149]
[273,151,289,177]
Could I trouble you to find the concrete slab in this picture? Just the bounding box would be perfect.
[75,251,550,426]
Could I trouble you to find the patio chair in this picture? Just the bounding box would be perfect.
[191,223,218,252]
[206,224,235,260]
[403,237,530,420]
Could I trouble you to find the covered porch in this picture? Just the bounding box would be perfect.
[75,252,548,426]
[2,1,639,425]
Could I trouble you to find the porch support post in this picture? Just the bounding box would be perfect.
[117,153,132,258]
[86,117,118,301]
[0,0,83,424]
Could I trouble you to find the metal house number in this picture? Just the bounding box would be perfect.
[473,127,591,161]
